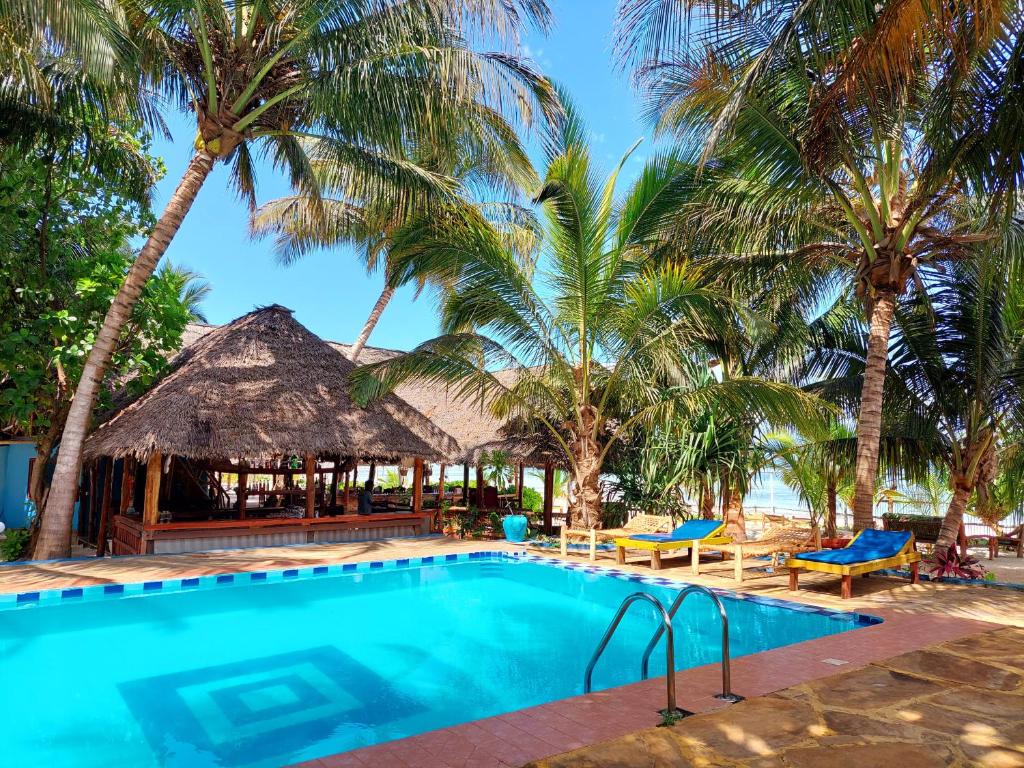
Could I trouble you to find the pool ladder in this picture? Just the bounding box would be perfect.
[583,586,743,717]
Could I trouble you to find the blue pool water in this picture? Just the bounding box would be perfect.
[0,553,873,767]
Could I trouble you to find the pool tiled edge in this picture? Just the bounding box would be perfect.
[0,550,519,610]
[0,549,881,629]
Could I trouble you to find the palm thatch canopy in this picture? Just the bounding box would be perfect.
[173,320,561,466]
[84,305,458,462]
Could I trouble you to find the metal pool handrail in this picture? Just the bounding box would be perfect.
[584,592,682,716]
[641,584,743,703]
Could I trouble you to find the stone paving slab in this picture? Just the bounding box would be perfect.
[525,626,1024,768]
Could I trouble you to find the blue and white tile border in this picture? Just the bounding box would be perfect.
[0,549,881,626]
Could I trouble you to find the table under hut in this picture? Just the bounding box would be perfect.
[81,305,458,556]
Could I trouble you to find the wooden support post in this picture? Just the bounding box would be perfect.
[516,463,524,510]
[97,457,113,557]
[841,574,853,599]
[237,469,248,519]
[542,461,554,534]
[305,454,316,519]
[437,463,446,502]
[83,461,97,540]
[788,568,800,591]
[651,549,662,570]
[119,457,134,514]
[143,451,162,526]
[368,461,376,488]
[412,458,424,513]
[690,541,701,576]
[462,463,470,503]
[910,561,920,584]
[343,470,351,511]
[329,456,340,511]
[476,464,485,508]
[733,543,743,582]
[616,544,626,565]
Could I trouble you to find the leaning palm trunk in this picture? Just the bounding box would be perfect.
[348,286,395,362]
[33,152,216,560]
[723,484,746,542]
[700,481,714,519]
[825,483,838,539]
[936,481,972,551]
[852,290,897,531]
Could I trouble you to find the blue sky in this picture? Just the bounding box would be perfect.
[148,0,649,349]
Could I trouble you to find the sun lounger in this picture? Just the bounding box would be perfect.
[786,529,921,599]
[706,524,821,582]
[615,519,730,570]
[560,513,672,561]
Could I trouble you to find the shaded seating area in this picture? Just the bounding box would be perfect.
[615,519,730,570]
[786,529,922,599]
[81,306,458,555]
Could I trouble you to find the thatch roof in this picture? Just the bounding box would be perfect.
[84,306,458,462]
[173,320,563,467]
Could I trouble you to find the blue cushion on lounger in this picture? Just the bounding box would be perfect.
[794,529,911,565]
[631,519,723,543]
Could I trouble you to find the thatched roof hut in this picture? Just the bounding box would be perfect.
[84,305,458,462]
[175,320,563,467]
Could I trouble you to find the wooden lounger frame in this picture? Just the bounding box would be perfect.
[785,530,922,599]
[614,521,730,571]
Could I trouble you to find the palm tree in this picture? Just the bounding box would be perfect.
[33,0,557,559]
[767,424,856,538]
[614,0,1023,531]
[251,129,542,363]
[886,239,1024,548]
[350,101,824,527]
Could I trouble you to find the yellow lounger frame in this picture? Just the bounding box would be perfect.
[614,521,730,571]
[785,530,922,599]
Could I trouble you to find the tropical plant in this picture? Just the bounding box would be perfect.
[767,424,856,538]
[350,100,824,528]
[480,449,514,490]
[0,128,208,508]
[34,0,557,559]
[0,528,32,562]
[605,419,697,520]
[886,241,1024,549]
[614,0,1024,531]
[902,469,954,519]
[252,130,543,362]
[927,545,985,581]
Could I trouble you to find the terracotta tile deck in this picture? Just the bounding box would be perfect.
[2,537,1021,768]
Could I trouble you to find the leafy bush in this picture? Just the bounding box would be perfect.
[1,529,32,562]
[521,487,542,513]
[927,545,985,580]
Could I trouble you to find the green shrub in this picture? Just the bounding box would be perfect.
[1,529,32,562]
[521,487,542,513]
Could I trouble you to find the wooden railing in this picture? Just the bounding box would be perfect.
[111,515,145,555]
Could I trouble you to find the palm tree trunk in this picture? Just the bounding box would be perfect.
[936,479,972,551]
[852,290,897,532]
[825,483,838,539]
[32,152,216,560]
[700,481,714,519]
[348,286,395,362]
[723,484,746,542]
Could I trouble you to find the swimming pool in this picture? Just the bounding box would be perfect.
[0,552,877,767]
